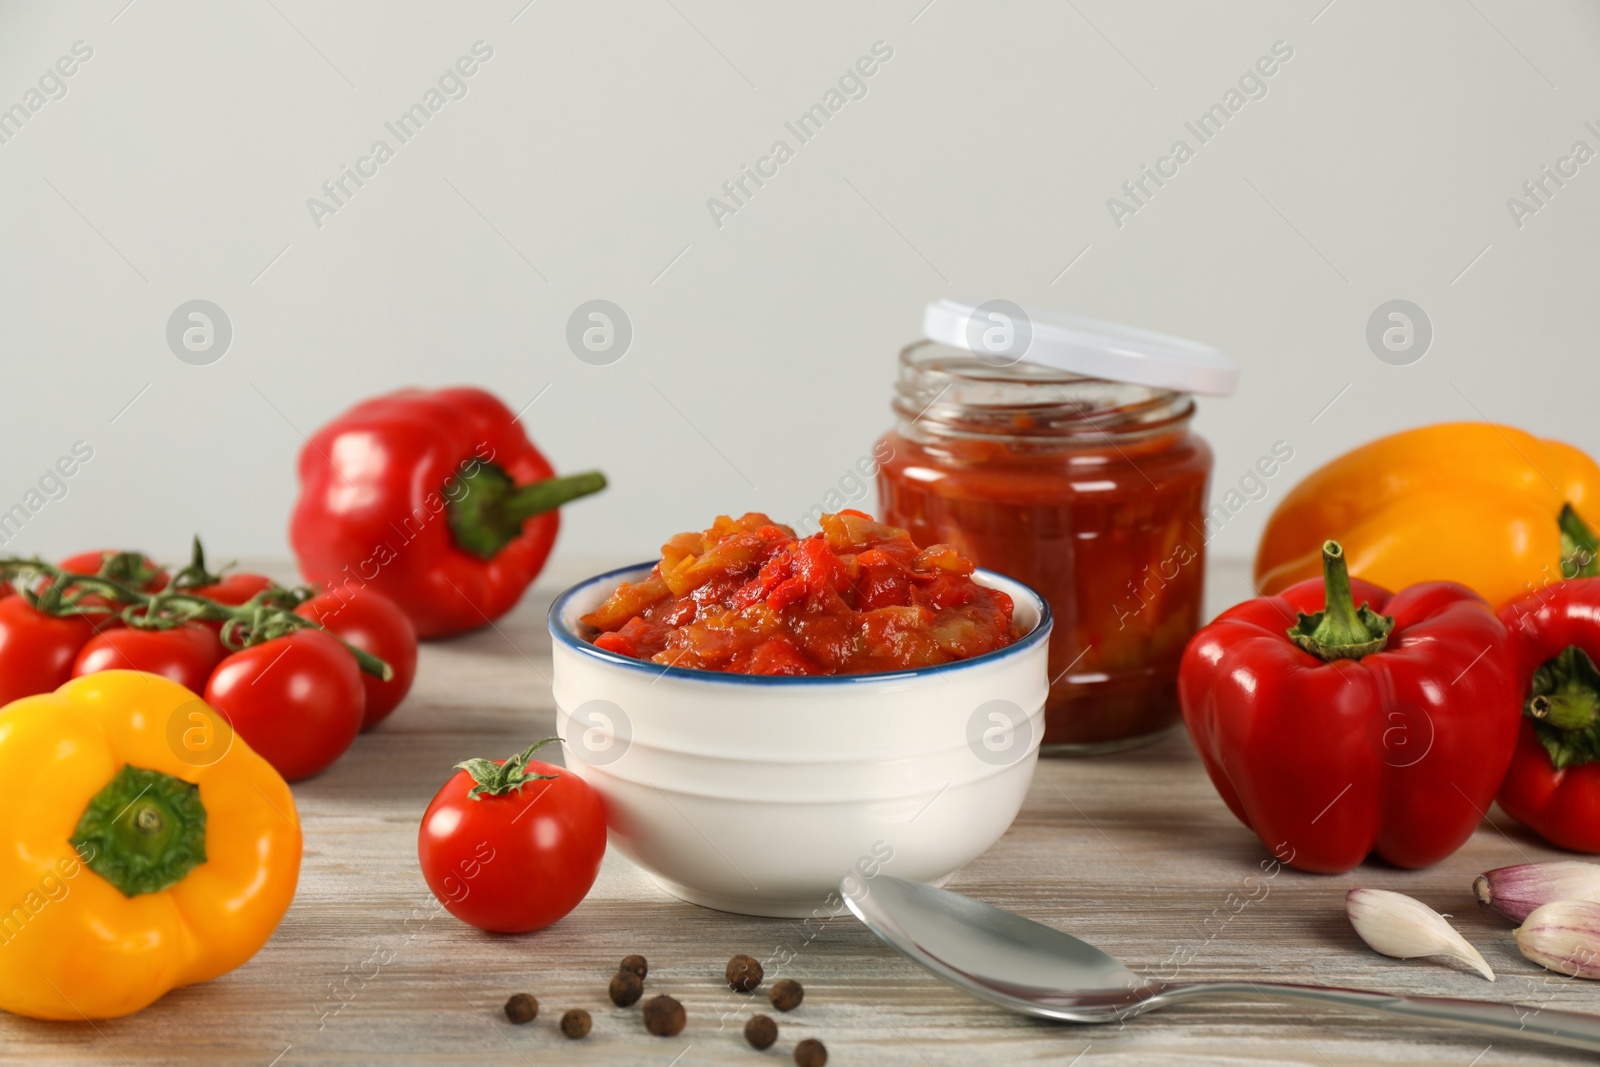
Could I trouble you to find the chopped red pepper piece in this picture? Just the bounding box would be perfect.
[581,512,1016,675]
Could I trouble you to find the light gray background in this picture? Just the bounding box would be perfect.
[2,0,1596,566]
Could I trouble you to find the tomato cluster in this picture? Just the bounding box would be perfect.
[3,541,608,937]
[0,549,418,782]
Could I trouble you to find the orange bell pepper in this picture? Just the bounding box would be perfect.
[0,671,301,1020]
[1256,423,1600,607]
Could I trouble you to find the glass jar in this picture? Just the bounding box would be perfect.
[876,340,1214,753]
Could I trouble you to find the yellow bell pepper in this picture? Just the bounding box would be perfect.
[1255,422,1600,607]
[0,671,301,1020]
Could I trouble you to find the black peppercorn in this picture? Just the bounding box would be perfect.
[620,954,648,979]
[726,953,764,992]
[768,978,804,1012]
[559,1009,591,1039]
[794,1037,828,1067]
[609,969,644,1007]
[503,993,538,1024]
[744,1013,778,1050]
[643,994,686,1036]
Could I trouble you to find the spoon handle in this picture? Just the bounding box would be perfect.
[1164,980,1600,1052]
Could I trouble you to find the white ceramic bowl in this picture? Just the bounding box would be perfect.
[548,564,1051,917]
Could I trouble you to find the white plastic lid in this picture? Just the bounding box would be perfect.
[922,299,1238,397]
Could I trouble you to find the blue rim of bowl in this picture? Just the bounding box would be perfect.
[547,561,1053,686]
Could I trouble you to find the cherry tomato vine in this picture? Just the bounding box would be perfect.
[0,550,392,681]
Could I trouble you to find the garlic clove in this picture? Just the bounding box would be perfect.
[1474,861,1600,923]
[1346,888,1495,981]
[1515,900,1600,979]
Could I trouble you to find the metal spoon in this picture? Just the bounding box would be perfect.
[843,875,1600,1053]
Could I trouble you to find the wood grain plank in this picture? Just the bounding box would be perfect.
[2,558,1596,1066]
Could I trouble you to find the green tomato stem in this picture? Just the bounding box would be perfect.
[455,737,564,800]
[0,556,393,680]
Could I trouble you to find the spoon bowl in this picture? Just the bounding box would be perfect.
[845,874,1600,1051]
[843,873,1156,1022]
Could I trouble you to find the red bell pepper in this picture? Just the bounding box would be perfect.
[1497,567,1600,852]
[1179,540,1522,874]
[290,388,605,639]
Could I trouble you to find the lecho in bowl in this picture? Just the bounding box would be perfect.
[547,512,1050,918]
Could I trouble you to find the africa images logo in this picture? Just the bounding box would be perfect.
[305,42,494,229]
[0,40,93,148]
[1504,119,1600,231]
[705,41,894,229]
[1105,40,1294,229]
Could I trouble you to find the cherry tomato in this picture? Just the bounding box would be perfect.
[58,550,108,575]
[296,589,418,730]
[56,550,169,632]
[72,623,224,694]
[188,572,278,606]
[0,597,96,705]
[205,629,365,781]
[57,549,169,591]
[182,571,282,637]
[418,751,606,933]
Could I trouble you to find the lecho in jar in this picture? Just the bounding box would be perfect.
[876,301,1237,753]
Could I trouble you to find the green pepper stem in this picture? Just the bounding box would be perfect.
[1287,540,1394,661]
[1560,504,1600,579]
[505,471,608,524]
[1531,691,1600,732]
[448,464,607,560]
[1528,645,1600,769]
[71,765,207,897]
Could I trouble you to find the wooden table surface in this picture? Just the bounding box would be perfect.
[4,557,1597,1067]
